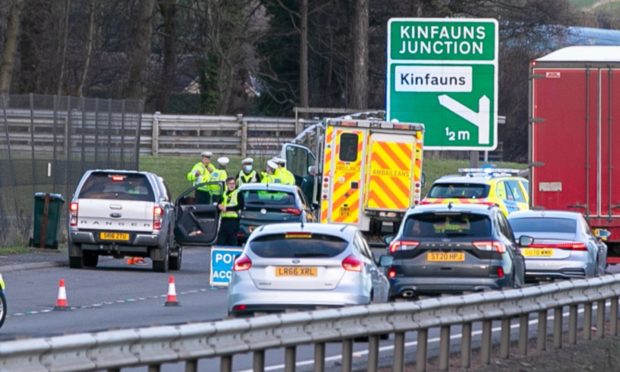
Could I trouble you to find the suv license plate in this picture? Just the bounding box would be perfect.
[275,267,317,277]
[427,252,465,262]
[100,232,130,241]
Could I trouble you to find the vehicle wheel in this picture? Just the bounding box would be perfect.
[152,247,169,273]
[0,291,6,329]
[68,242,83,269]
[169,244,182,271]
[83,252,99,268]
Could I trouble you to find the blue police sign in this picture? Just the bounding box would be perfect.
[209,247,243,287]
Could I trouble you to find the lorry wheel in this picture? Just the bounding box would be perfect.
[0,291,6,329]
[68,242,83,269]
[169,244,182,271]
[83,252,99,268]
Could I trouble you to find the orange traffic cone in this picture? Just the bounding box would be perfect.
[165,275,180,306]
[54,279,70,311]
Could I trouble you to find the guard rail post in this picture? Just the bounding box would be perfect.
[597,299,606,339]
[611,297,619,336]
[480,320,492,365]
[314,342,325,372]
[393,332,405,372]
[253,350,265,372]
[368,335,380,372]
[461,322,472,368]
[584,303,593,340]
[284,346,295,372]
[439,325,450,371]
[568,305,578,344]
[537,310,547,351]
[553,307,563,349]
[342,339,353,372]
[416,328,428,372]
[221,355,232,372]
[500,317,511,358]
[518,314,529,355]
[148,364,160,372]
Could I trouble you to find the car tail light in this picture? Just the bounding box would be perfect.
[233,255,252,271]
[387,267,397,279]
[529,242,587,251]
[110,175,126,182]
[153,206,163,231]
[473,241,506,253]
[389,240,419,254]
[69,202,79,227]
[342,255,363,272]
[497,267,505,278]
[233,304,247,311]
[281,208,302,216]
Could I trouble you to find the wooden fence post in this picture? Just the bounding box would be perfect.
[152,111,160,156]
[238,114,247,158]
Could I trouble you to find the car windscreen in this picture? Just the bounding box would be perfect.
[402,212,491,238]
[78,172,155,201]
[509,217,576,234]
[241,190,296,208]
[249,232,348,258]
[427,183,490,199]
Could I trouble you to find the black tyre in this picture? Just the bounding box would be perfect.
[152,249,169,273]
[83,252,99,268]
[68,242,83,269]
[169,245,182,271]
[0,291,6,329]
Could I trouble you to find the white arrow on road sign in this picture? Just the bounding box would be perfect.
[438,95,490,145]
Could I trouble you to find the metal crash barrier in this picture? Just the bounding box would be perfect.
[1,275,620,371]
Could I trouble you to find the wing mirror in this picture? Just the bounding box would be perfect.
[518,235,534,247]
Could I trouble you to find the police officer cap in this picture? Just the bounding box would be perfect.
[272,157,286,165]
[217,156,230,166]
[241,157,254,164]
[267,160,278,170]
[201,151,213,158]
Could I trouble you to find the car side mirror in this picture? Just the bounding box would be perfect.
[379,255,393,267]
[519,235,534,247]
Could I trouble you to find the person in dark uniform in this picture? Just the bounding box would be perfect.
[217,177,244,246]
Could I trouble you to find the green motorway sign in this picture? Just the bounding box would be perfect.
[386,18,498,150]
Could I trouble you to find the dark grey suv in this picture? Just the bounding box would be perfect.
[382,203,526,300]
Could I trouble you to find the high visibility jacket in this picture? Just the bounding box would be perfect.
[187,162,211,191]
[221,189,239,218]
[261,172,282,184]
[208,169,228,195]
[237,170,259,185]
[275,168,295,185]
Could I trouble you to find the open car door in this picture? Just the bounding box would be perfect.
[174,182,222,246]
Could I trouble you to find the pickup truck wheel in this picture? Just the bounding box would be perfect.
[68,242,83,269]
[83,252,99,268]
[169,245,182,271]
[153,255,168,273]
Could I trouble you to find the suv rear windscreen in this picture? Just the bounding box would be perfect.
[250,232,348,258]
[428,183,490,199]
[509,217,576,234]
[78,172,154,201]
[242,190,296,208]
[403,213,491,238]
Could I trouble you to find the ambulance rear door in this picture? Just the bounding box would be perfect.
[321,124,368,229]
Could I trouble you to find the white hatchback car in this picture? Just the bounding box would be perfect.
[227,223,389,317]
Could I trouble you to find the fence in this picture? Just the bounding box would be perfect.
[0,94,143,246]
[1,274,618,371]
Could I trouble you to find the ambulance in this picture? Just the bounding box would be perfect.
[281,113,424,233]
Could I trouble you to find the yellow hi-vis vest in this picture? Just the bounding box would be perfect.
[221,189,239,218]
[187,162,211,191]
[238,170,258,185]
[208,169,228,195]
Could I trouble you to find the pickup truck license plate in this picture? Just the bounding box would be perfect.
[275,266,317,277]
[100,232,130,241]
[427,252,465,262]
[522,248,553,257]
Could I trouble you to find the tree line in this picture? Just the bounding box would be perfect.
[0,0,615,161]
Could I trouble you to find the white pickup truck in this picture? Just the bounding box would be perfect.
[67,170,221,272]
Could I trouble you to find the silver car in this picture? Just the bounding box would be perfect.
[227,223,389,316]
[508,210,607,280]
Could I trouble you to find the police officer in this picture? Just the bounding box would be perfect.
[272,157,296,185]
[187,151,215,204]
[208,157,229,203]
[261,160,281,184]
[237,157,261,185]
[217,177,244,246]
